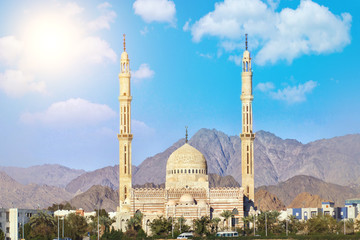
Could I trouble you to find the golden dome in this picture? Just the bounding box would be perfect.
[166,143,207,172]
[243,50,250,58]
[179,194,195,205]
[121,51,128,60]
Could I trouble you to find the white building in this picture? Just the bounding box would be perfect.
[0,208,45,240]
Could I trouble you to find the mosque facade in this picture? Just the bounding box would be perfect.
[116,35,255,233]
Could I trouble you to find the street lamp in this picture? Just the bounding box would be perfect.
[265,212,267,237]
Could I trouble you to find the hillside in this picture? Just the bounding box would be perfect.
[0,164,85,187]
[288,192,325,208]
[66,185,119,212]
[0,171,74,209]
[132,129,360,188]
[256,175,360,207]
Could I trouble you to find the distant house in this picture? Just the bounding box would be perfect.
[285,201,359,221]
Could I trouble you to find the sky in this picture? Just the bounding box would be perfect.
[0,0,359,171]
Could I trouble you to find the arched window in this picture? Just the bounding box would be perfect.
[247,186,249,194]
[124,186,127,199]
[192,169,194,174]
[196,169,198,174]
[181,169,183,173]
[185,169,187,173]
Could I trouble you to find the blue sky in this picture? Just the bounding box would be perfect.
[0,0,359,170]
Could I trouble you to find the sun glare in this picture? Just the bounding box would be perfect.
[23,14,81,72]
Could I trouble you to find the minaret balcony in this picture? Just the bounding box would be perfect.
[118,133,133,140]
[240,133,255,140]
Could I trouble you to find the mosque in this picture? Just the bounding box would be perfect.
[115,35,255,232]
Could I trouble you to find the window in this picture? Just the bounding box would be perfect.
[6,227,9,233]
[181,169,183,173]
[196,169,198,174]
[124,187,127,199]
[192,169,194,174]
[184,169,186,173]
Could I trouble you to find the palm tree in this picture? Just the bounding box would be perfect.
[28,211,56,240]
[220,210,233,230]
[211,217,221,233]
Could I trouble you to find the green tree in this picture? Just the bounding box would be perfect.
[126,211,143,231]
[48,203,75,211]
[193,216,211,236]
[0,228,5,240]
[149,216,172,237]
[256,211,281,235]
[280,215,300,235]
[210,217,221,233]
[63,213,88,240]
[242,215,255,235]
[307,214,339,234]
[220,210,233,230]
[28,211,56,240]
[100,228,124,240]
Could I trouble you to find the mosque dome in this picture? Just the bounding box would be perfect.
[167,200,176,206]
[179,194,195,205]
[166,143,207,173]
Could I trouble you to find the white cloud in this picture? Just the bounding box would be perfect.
[0,2,118,97]
[256,82,275,92]
[132,64,155,83]
[228,55,242,66]
[0,70,46,97]
[132,119,155,138]
[140,26,149,35]
[21,98,116,127]
[88,2,117,31]
[198,52,213,59]
[0,36,23,66]
[133,0,176,25]
[270,80,318,103]
[98,2,112,9]
[190,0,351,65]
[221,41,243,52]
[63,2,84,16]
[183,19,191,31]
[266,0,280,10]
[78,37,117,64]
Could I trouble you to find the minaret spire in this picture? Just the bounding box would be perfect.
[123,34,126,52]
[245,33,248,50]
[185,126,188,143]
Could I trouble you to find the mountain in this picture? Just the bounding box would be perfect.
[208,173,240,188]
[254,189,286,211]
[133,129,360,188]
[65,165,139,194]
[256,175,360,207]
[64,128,360,193]
[0,164,85,187]
[0,171,74,209]
[288,192,325,208]
[66,185,119,212]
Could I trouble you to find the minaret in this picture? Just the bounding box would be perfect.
[118,34,133,212]
[241,34,255,202]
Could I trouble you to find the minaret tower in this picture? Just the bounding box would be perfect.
[118,34,133,212]
[241,34,255,202]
